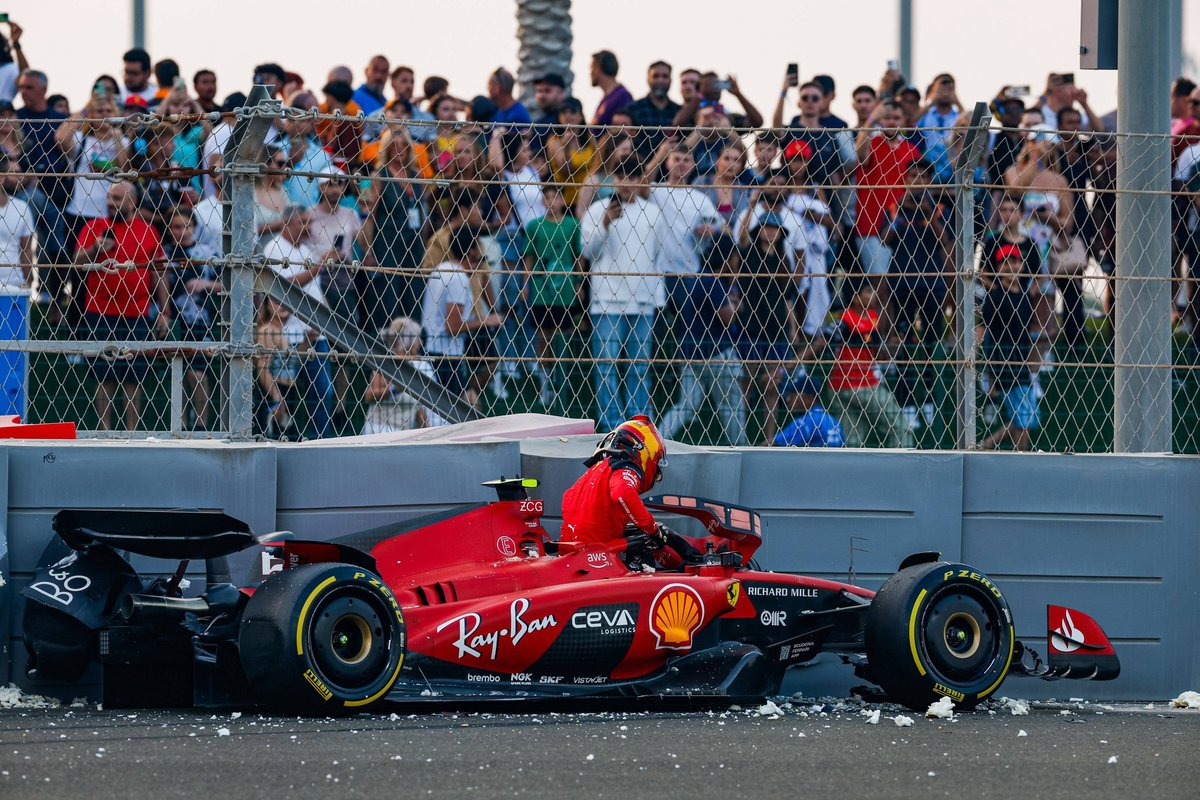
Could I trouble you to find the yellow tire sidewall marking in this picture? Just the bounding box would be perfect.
[295,576,339,656]
[907,588,928,677]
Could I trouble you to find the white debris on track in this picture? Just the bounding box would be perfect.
[862,709,881,724]
[925,697,956,719]
[0,683,60,709]
[754,700,783,717]
[999,697,1030,716]
[1170,691,1200,709]
[1108,755,1119,764]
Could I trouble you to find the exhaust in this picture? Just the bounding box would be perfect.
[120,594,211,622]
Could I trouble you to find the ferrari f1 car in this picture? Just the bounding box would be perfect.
[21,479,1119,713]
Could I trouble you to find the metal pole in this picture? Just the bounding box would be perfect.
[132,0,146,49]
[1168,0,1182,80]
[222,86,275,440]
[1115,0,1172,453]
[952,103,990,450]
[170,357,183,435]
[899,0,913,83]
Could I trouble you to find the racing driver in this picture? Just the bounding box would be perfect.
[561,415,701,567]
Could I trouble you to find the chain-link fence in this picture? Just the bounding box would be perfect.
[2,94,1197,451]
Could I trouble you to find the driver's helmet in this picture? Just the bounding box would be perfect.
[586,415,668,493]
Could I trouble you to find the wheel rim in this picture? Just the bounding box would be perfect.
[309,590,391,690]
[921,587,1001,683]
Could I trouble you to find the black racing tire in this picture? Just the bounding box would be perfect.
[865,561,1014,711]
[238,563,406,714]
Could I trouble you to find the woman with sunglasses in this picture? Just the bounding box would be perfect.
[254,145,289,242]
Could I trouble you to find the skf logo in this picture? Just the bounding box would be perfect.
[302,668,333,701]
[726,581,741,607]
[649,583,705,651]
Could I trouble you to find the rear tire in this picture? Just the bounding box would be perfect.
[865,561,1014,711]
[238,563,406,714]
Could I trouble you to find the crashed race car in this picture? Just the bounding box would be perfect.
[21,478,1119,713]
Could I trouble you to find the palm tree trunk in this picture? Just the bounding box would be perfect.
[515,0,574,104]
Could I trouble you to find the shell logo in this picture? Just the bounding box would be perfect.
[649,583,706,650]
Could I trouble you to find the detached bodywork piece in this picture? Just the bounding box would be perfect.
[22,480,1119,713]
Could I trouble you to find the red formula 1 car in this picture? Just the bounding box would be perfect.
[21,479,1119,713]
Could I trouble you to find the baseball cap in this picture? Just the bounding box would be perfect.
[758,211,786,229]
[317,167,348,186]
[783,139,813,162]
[994,243,1023,263]
[534,73,566,89]
[322,81,354,105]
[124,95,149,111]
[812,74,835,96]
[467,95,497,123]
[782,374,822,399]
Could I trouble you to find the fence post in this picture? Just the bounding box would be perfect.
[951,103,990,450]
[221,86,277,440]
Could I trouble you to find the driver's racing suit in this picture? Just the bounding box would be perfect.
[561,458,696,566]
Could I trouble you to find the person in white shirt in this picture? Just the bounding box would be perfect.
[261,207,338,438]
[119,48,157,105]
[421,225,503,409]
[0,155,34,416]
[581,156,671,432]
[649,142,720,309]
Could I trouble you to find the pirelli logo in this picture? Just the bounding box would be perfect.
[933,682,965,702]
[303,668,333,701]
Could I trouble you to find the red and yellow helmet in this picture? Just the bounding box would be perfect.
[587,415,668,493]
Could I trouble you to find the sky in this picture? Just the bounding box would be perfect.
[8,0,1198,123]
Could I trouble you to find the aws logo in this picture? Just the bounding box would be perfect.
[649,583,705,651]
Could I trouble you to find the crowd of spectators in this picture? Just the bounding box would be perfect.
[1,18,1198,447]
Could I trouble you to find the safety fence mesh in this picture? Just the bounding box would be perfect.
[1,100,1197,451]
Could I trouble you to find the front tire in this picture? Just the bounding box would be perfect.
[865,561,1014,711]
[238,563,406,714]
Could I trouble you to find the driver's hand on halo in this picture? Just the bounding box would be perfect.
[649,524,673,550]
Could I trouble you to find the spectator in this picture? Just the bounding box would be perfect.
[530,73,566,154]
[827,281,911,448]
[54,90,129,329]
[734,168,807,271]
[1038,72,1094,131]
[915,73,961,184]
[255,145,289,241]
[896,84,923,128]
[318,80,363,167]
[581,156,669,432]
[698,142,754,232]
[883,158,951,346]
[150,58,180,106]
[574,133,634,217]
[75,181,168,431]
[678,68,701,104]
[626,61,681,161]
[193,69,218,112]
[659,234,746,445]
[590,49,633,127]
[428,93,463,172]
[252,62,287,100]
[547,97,599,209]
[487,67,532,126]
[135,125,195,234]
[649,142,720,306]
[362,316,444,433]
[522,183,581,409]
[736,212,800,444]
[812,74,848,127]
[674,72,763,131]
[773,375,845,447]
[14,69,69,314]
[308,171,360,424]
[979,245,1039,451]
[854,100,921,283]
[279,91,334,209]
[353,55,390,116]
[421,224,503,409]
[986,91,1027,190]
[359,129,428,329]
[387,66,435,143]
[780,146,835,344]
[1174,96,1200,349]
[47,94,69,116]
[980,192,1043,288]
[255,297,303,440]
[0,154,33,416]
[191,152,224,255]
[851,84,878,128]
[120,48,156,104]
[163,205,220,430]
[750,130,781,181]
[773,78,852,193]
[156,83,211,197]
[261,206,337,438]
[1170,78,1200,162]
[0,20,29,103]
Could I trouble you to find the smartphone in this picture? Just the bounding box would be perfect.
[887,59,900,72]
[1006,86,1031,98]
[712,79,732,92]
[173,76,186,90]
[1060,72,1075,84]
[786,63,799,84]
[0,14,9,23]
[333,234,345,251]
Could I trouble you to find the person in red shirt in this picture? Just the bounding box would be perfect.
[826,282,911,448]
[74,180,168,430]
[561,415,699,567]
[854,100,921,280]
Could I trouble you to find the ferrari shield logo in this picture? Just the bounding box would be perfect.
[727,581,741,607]
[649,583,705,650]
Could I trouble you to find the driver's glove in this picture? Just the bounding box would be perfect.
[648,524,672,551]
